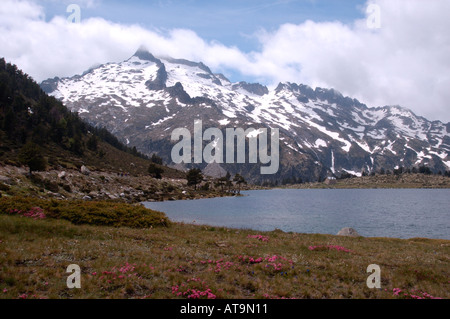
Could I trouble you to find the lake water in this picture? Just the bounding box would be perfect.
[143,189,450,240]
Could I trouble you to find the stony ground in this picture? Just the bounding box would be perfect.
[0,164,235,203]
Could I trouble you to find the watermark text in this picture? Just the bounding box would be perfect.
[171,120,279,175]
[67,4,81,23]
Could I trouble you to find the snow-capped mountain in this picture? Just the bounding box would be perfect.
[41,49,450,182]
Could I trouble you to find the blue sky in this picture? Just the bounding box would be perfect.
[43,0,366,52]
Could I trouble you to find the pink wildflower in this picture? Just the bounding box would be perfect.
[9,207,46,220]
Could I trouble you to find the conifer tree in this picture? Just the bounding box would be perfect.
[186,168,203,190]
[18,142,47,175]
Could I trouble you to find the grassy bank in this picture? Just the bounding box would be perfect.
[0,198,448,299]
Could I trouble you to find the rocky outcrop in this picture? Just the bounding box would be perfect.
[337,227,361,237]
[232,81,269,96]
[203,162,227,178]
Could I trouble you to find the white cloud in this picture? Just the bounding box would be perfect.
[0,0,250,83]
[0,0,449,123]
[240,0,450,123]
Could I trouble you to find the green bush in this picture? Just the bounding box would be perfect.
[0,196,171,228]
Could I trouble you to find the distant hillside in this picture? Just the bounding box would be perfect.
[280,172,450,189]
[0,58,183,179]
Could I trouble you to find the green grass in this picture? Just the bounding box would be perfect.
[0,200,448,299]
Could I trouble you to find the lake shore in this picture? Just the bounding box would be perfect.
[2,163,449,207]
[272,173,450,190]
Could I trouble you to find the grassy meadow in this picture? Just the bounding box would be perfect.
[0,197,448,299]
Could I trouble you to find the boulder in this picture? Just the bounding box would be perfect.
[58,171,66,179]
[88,191,99,198]
[203,162,227,178]
[337,227,361,237]
[80,165,90,176]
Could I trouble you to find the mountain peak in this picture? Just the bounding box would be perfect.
[132,48,159,63]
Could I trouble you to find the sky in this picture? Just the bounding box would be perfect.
[1,0,449,123]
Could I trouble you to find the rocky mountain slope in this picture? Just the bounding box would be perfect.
[0,164,225,203]
[41,49,450,182]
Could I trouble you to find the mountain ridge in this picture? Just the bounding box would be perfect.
[41,49,450,182]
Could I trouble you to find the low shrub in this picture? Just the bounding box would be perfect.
[0,182,10,192]
[43,179,59,192]
[0,196,171,228]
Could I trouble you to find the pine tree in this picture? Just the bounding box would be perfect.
[18,142,47,175]
[225,171,232,192]
[86,134,98,151]
[186,168,203,190]
[217,176,228,192]
[148,163,164,179]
